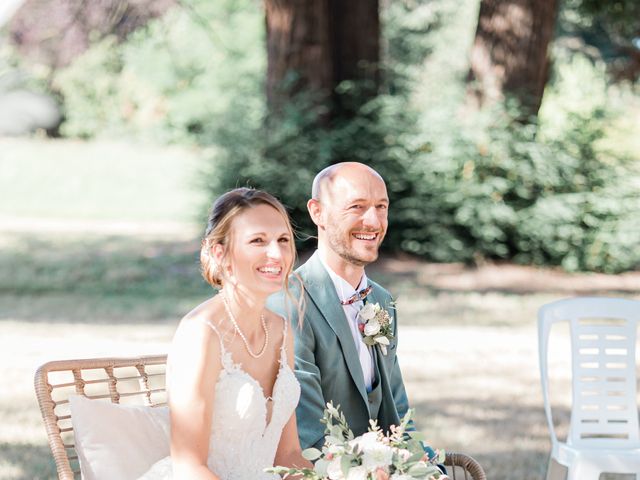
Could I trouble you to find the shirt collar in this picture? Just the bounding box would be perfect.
[317,251,368,304]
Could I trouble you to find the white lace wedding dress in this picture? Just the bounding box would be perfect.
[138,317,300,480]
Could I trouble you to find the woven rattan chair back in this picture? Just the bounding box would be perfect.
[34,355,168,480]
[35,355,486,480]
[445,452,487,480]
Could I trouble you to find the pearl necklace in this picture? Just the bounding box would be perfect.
[222,294,269,359]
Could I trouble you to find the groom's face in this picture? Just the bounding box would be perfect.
[320,173,389,267]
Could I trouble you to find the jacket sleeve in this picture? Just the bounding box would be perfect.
[386,297,443,472]
[293,309,327,450]
[267,290,326,450]
[388,299,411,427]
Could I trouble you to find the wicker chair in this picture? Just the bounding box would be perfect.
[35,355,487,480]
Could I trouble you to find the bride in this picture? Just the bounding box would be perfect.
[139,188,312,479]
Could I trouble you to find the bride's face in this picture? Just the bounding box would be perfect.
[225,204,293,295]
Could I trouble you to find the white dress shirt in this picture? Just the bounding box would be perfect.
[318,254,375,392]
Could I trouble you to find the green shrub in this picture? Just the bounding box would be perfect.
[50,0,640,272]
[54,0,264,142]
[204,4,640,272]
[410,104,640,272]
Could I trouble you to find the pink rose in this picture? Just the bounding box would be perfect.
[374,468,390,480]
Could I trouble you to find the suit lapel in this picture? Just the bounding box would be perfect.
[301,253,369,406]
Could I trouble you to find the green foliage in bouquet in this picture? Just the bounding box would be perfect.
[267,402,445,480]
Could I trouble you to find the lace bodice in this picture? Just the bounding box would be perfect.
[138,317,300,480]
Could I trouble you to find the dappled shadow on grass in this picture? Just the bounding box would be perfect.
[413,397,640,479]
[0,292,208,324]
[3,235,638,326]
[370,254,640,296]
[0,233,208,296]
[0,232,213,323]
[0,442,57,480]
[412,397,562,480]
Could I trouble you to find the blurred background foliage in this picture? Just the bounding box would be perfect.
[4,0,640,273]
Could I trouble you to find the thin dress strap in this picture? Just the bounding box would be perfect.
[198,318,232,368]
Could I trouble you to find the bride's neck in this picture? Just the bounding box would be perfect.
[221,286,266,331]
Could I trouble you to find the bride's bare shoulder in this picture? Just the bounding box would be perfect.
[169,297,228,359]
[176,297,224,333]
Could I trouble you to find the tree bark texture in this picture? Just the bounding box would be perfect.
[467,0,559,117]
[265,0,380,117]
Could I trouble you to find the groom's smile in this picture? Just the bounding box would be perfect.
[309,164,389,275]
[353,232,378,241]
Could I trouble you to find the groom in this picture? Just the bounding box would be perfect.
[271,162,437,457]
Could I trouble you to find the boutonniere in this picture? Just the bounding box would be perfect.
[357,302,394,355]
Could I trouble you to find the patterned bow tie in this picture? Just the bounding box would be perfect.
[340,285,372,305]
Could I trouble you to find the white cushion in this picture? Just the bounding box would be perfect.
[69,395,170,480]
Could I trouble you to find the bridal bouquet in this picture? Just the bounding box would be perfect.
[268,403,447,480]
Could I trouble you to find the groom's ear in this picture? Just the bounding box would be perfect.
[307,198,323,227]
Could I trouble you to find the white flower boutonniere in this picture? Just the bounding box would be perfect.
[357,302,394,355]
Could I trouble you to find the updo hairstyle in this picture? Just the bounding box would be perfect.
[200,188,296,289]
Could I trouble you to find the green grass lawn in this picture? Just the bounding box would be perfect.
[0,231,211,322]
[0,138,205,222]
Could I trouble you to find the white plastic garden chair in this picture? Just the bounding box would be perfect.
[538,297,640,480]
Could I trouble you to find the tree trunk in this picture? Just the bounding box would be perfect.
[467,0,559,118]
[265,0,380,119]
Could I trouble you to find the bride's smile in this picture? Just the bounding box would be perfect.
[226,203,293,296]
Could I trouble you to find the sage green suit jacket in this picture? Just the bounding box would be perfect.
[268,252,411,449]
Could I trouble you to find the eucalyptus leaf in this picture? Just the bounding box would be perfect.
[407,463,430,477]
[326,402,340,417]
[407,451,425,463]
[363,336,376,346]
[302,448,322,461]
[330,424,344,439]
[340,455,353,476]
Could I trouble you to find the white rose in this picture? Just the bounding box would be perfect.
[396,448,412,462]
[351,433,393,472]
[349,431,380,450]
[361,444,393,472]
[327,457,345,480]
[314,458,330,477]
[358,303,377,321]
[364,319,381,336]
[374,335,390,355]
[346,465,368,480]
